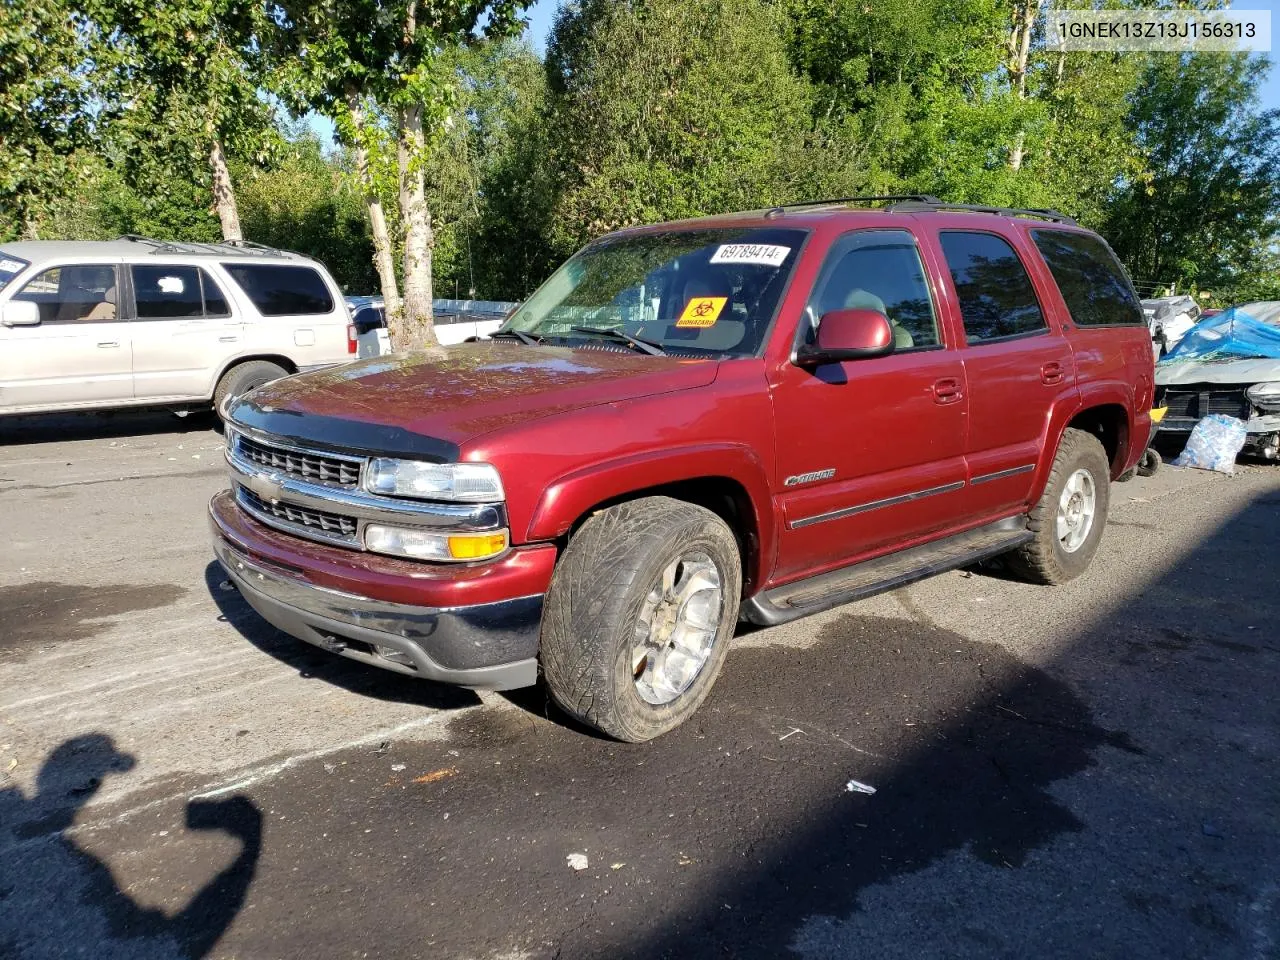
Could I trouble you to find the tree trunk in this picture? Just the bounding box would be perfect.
[395,103,437,352]
[209,140,243,242]
[1006,0,1044,171]
[347,94,401,324]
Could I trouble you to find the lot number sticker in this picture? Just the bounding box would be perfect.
[0,259,24,272]
[709,244,791,267]
[676,296,727,328]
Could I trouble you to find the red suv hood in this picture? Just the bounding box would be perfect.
[228,343,719,457]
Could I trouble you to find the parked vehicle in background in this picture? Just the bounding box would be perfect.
[1155,300,1280,460]
[1142,294,1201,358]
[0,237,355,416]
[212,197,1155,742]
[344,297,511,357]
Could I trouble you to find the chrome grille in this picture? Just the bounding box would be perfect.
[1160,387,1250,421]
[237,486,359,542]
[237,434,362,486]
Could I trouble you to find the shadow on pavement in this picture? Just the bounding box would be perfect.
[0,410,221,446]
[0,734,261,959]
[202,561,480,712]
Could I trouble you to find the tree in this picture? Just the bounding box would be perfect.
[96,0,283,241]
[0,0,99,239]
[278,0,530,351]
[542,0,815,254]
[1104,54,1280,294]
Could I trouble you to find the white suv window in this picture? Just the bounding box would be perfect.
[131,265,231,319]
[222,264,333,316]
[13,265,118,324]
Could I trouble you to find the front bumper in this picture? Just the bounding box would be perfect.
[210,491,551,690]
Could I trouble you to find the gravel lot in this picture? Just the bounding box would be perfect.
[2,412,1278,959]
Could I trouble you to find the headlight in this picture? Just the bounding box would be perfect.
[1246,382,1280,411]
[364,459,504,502]
[364,524,509,561]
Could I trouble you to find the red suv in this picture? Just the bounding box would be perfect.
[211,197,1156,741]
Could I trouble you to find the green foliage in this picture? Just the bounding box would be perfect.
[542,0,814,250]
[1104,53,1280,299]
[235,135,376,292]
[0,0,101,238]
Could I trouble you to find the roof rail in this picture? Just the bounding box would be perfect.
[115,235,296,258]
[774,195,945,212]
[885,200,1078,225]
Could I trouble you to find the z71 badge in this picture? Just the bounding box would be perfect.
[784,468,836,486]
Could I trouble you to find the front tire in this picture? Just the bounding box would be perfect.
[540,497,742,742]
[1007,428,1111,585]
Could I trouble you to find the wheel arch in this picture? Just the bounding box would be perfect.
[209,354,299,400]
[526,446,775,594]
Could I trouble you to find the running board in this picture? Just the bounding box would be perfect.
[742,516,1032,627]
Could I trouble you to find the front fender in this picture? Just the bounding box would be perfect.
[526,443,777,590]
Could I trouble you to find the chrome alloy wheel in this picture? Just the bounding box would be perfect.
[1056,468,1097,553]
[631,552,723,705]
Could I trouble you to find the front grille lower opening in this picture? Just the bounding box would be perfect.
[238,486,358,539]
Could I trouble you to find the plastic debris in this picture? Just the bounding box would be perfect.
[845,778,877,795]
[1172,414,1248,474]
[610,863,625,870]
[390,763,406,772]
[567,853,589,871]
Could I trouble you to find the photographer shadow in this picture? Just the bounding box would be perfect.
[0,734,260,959]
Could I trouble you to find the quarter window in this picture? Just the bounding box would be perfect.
[939,232,1046,342]
[804,229,940,350]
[14,265,118,324]
[1031,230,1144,326]
[222,264,334,316]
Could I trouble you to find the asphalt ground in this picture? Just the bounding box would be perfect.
[1,411,1278,959]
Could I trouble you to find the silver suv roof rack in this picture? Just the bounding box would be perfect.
[117,235,297,258]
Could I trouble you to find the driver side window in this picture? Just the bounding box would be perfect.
[14,265,119,324]
[804,230,939,351]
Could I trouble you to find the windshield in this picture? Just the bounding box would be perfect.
[505,227,808,356]
[0,255,30,293]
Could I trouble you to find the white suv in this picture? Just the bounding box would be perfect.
[0,237,356,416]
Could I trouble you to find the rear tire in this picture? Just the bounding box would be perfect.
[540,496,742,742]
[1007,428,1111,585]
[214,360,288,417]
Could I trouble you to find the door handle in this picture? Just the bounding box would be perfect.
[1040,361,1065,385]
[932,377,963,404]
[97,341,119,348]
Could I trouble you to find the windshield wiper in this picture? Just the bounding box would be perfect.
[569,325,666,356]
[488,329,542,346]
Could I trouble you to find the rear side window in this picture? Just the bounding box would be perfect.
[131,266,232,319]
[223,264,334,316]
[939,232,1046,343]
[1031,230,1144,326]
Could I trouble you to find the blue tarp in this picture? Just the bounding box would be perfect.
[1160,305,1280,364]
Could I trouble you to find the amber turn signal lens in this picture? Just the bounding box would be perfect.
[446,532,510,560]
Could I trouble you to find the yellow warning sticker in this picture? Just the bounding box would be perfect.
[676,296,727,329]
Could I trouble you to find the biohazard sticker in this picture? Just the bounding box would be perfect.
[676,296,727,328]
[709,244,791,267]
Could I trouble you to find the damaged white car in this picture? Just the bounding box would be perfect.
[1155,301,1280,460]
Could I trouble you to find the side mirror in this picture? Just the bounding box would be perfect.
[795,308,894,366]
[0,300,40,328]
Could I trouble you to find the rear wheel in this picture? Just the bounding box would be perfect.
[1007,428,1111,585]
[214,360,287,417]
[540,496,742,742]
